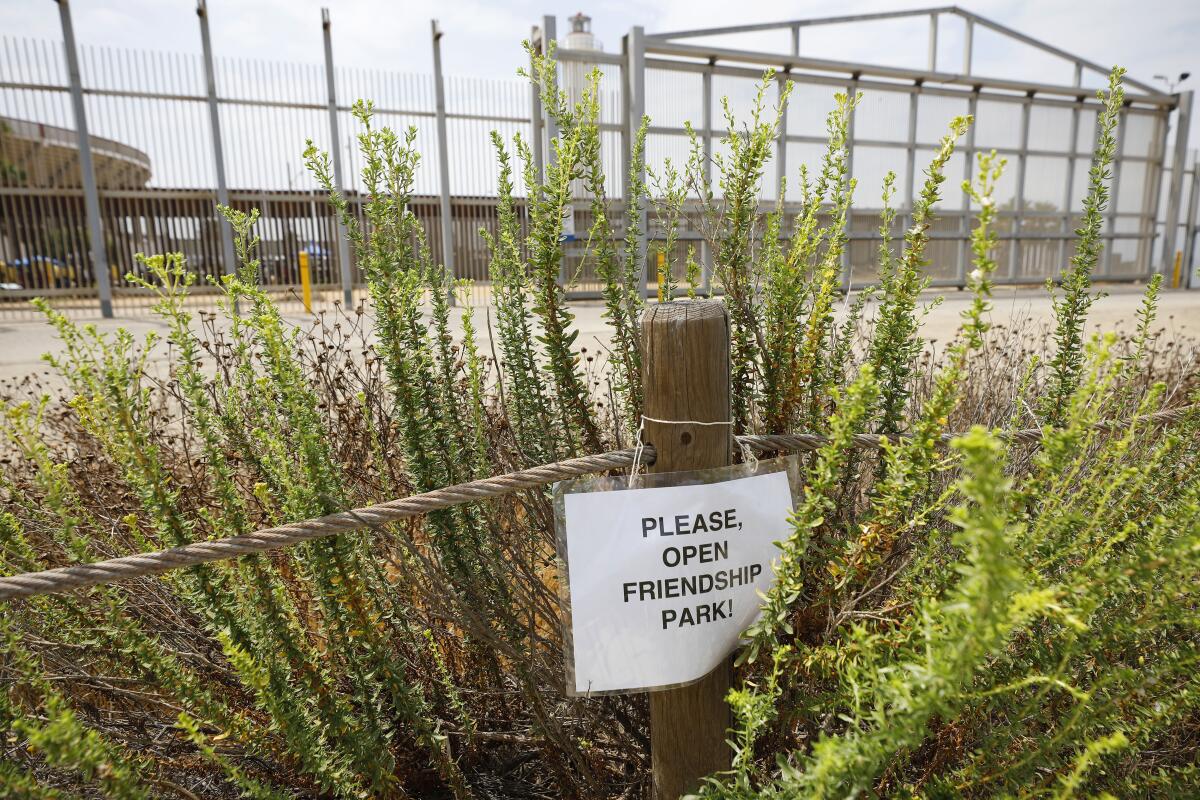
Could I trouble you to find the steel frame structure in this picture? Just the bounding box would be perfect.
[541,6,1195,292]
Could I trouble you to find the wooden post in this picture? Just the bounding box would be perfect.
[641,300,733,799]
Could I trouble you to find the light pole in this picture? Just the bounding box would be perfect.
[1154,72,1191,94]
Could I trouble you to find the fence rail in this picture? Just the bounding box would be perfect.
[1,5,1198,320]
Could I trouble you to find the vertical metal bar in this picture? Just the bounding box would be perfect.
[1146,110,1172,278]
[1161,90,1194,282]
[790,25,800,57]
[542,14,559,166]
[56,0,113,318]
[1060,93,1083,275]
[321,7,354,307]
[904,89,918,212]
[196,0,236,280]
[1184,150,1199,288]
[776,72,788,206]
[963,18,973,75]
[1103,110,1126,277]
[627,25,648,298]
[959,91,978,284]
[431,19,456,306]
[841,78,857,290]
[541,15,567,288]
[701,65,713,294]
[530,25,545,183]
[1009,96,1031,280]
[927,13,938,72]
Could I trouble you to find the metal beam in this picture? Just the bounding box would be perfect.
[639,57,1166,112]
[551,47,624,66]
[641,39,1175,106]
[196,0,236,280]
[650,6,957,40]
[1162,90,1194,282]
[431,19,455,306]
[955,9,1162,96]
[321,8,354,307]
[649,8,1166,98]
[55,0,112,318]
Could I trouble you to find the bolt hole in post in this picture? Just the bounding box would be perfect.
[680,431,693,445]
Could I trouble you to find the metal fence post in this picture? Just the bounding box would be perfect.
[530,24,545,183]
[960,91,979,285]
[927,12,939,72]
[626,25,647,297]
[905,88,919,228]
[541,15,565,288]
[431,19,456,306]
[642,299,733,800]
[197,0,236,280]
[1185,151,1199,288]
[1059,69,1084,276]
[1180,152,1200,287]
[701,66,713,295]
[1103,110,1126,278]
[1162,90,1194,283]
[321,8,354,307]
[1009,95,1031,280]
[777,71,789,208]
[55,0,113,318]
[841,77,858,291]
[963,18,974,73]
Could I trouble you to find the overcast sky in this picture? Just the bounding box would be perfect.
[3,0,1199,156]
[2,0,1195,90]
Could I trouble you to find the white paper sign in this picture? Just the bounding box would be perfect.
[554,458,797,695]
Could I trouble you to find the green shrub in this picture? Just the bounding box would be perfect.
[1,59,1197,799]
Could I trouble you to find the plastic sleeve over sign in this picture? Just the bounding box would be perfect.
[553,456,801,697]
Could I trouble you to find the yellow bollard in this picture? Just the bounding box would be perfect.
[298,250,312,313]
[1173,250,1183,289]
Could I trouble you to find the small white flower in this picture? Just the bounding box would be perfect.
[981,197,995,208]
[969,268,984,283]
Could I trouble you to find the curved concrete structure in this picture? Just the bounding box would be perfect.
[0,115,151,189]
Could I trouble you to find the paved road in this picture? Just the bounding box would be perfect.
[1,285,1196,386]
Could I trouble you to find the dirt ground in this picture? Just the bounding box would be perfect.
[1,284,1196,386]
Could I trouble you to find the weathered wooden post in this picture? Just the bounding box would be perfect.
[641,300,733,799]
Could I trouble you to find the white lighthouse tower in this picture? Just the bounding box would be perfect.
[559,12,603,107]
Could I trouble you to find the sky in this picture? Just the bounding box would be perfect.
[2,0,1196,98]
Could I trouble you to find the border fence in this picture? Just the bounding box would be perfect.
[0,3,1197,320]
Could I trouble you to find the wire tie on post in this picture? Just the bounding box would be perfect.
[633,416,749,487]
